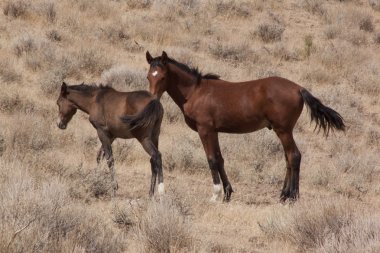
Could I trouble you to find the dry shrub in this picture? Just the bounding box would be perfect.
[208,41,256,63]
[259,198,355,250]
[300,0,326,15]
[67,163,115,200]
[101,65,146,91]
[303,34,316,58]
[3,0,29,18]
[256,21,285,43]
[40,68,67,96]
[132,197,193,252]
[317,214,380,252]
[213,0,252,18]
[324,25,340,39]
[46,29,62,42]
[347,30,367,46]
[152,0,200,21]
[163,133,206,173]
[13,34,36,57]
[0,161,125,253]
[0,60,21,84]
[35,1,56,22]
[302,65,331,84]
[359,15,374,32]
[75,47,112,75]
[5,115,53,154]
[0,93,35,114]
[126,0,152,9]
[369,0,380,11]
[272,44,300,61]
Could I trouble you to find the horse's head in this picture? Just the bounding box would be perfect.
[146,51,169,99]
[56,82,77,130]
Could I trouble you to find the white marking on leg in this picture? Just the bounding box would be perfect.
[152,70,158,77]
[158,183,165,195]
[210,184,222,202]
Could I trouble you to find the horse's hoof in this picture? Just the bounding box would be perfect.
[223,184,233,202]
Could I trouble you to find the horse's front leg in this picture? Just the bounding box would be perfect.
[97,130,117,196]
[198,127,233,202]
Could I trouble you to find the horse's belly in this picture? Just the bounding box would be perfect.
[215,117,270,133]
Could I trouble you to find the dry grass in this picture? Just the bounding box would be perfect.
[0,0,379,252]
[131,197,194,252]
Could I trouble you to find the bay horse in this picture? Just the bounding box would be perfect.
[56,82,164,197]
[145,51,345,202]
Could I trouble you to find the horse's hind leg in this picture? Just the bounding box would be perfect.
[96,145,105,164]
[140,137,163,197]
[97,130,117,196]
[275,129,301,202]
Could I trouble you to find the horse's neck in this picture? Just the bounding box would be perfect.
[167,65,197,110]
[67,91,95,114]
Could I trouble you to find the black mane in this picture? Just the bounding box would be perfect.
[68,83,113,96]
[150,57,220,84]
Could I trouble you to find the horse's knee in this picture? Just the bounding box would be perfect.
[292,151,301,169]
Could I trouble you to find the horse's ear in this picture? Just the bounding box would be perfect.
[161,51,168,65]
[61,82,68,97]
[146,51,153,64]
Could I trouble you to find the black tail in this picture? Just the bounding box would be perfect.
[300,89,345,136]
[121,99,163,130]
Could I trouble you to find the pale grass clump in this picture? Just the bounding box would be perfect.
[0,93,35,115]
[126,0,152,9]
[162,132,206,173]
[212,0,252,18]
[368,0,380,11]
[0,160,125,253]
[4,115,52,154]
[259,198,355,250]
[3,0,30,18]
[132,196,194,253]
[74,46,113,76]
[101,65,146,91]
[13,33,36,57]
[152,0,200,21]
[208,41,256,64]
[40,68,67,96]
[256,21,285,43]
[0,60,21,84]
[300,0,326,15]
[324,25,341,40]
[317,214,380,253]
[34,1,56,23]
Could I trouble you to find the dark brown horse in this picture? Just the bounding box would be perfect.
[56,82,164,197]
[145,51,345,202]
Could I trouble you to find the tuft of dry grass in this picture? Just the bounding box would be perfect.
[301,0,326,15]
[0,61,21,84]
[132,196,193,253]
[369,0,380,11]
[259,198,355,250]
[0,160,125,253]
[256,21,285,43]
[101,65,146,91]
[3,0,29,18]
[359,15,374,32]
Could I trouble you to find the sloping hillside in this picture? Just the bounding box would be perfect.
[0,0,379,252]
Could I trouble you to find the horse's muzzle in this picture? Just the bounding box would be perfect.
[57,119,67,130]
